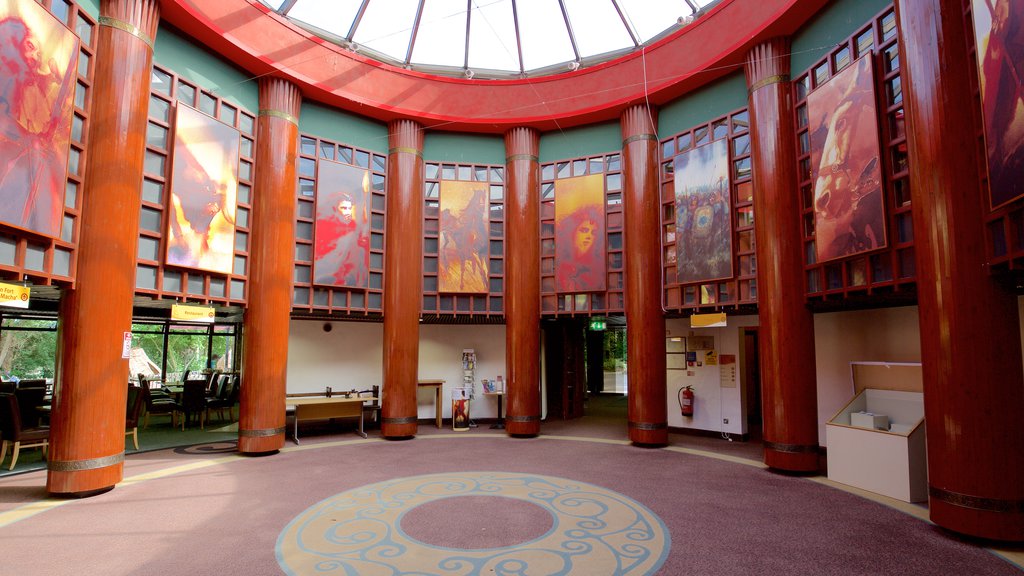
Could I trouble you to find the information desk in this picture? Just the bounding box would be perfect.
[286,397,374,443]
[418,380,445,428]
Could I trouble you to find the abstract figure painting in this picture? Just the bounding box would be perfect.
[314,160,370,288]
[166,105,240,274]
[439,181,489,293]
[807,56,886,263]
[674,139,732,284]
[555,174,605,293]
[971,0,1024,209]
[0,0,79,238]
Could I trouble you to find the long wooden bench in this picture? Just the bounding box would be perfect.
[285,388,378,443]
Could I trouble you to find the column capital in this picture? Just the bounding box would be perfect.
[258,77,302,125]
[99,0,160,50]
[505,127,539,161]
[620,104,658,142]
[744,37,792,92]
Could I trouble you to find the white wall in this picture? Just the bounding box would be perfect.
[665,315,759,436]
[286,320,507,421]
[813,306,921,445]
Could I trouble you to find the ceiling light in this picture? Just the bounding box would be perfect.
[464,68,475,79]
[568,61,580,72]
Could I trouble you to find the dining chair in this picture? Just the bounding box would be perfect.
[125,386,145,450]
[179,380,208,430]
[206,374,239,423]
[141,380,181,429]
[14,385,46,428]
[0,393,49,470]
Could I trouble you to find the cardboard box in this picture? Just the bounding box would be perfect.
[851,411,889,430]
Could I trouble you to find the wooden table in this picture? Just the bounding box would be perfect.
[484,392,505,429]
[418,380,445,428]
[286,396,374,443]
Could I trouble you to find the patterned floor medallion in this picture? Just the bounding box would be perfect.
[276,471,670,575]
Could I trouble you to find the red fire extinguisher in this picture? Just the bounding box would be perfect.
[678,385,694,417]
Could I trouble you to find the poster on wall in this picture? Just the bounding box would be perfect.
[0,0,79,238]
[438,180,489,293]
[971,0,1024,209]
[807,56,886,263]
[314,160,370,288]
[555,173,605,292]
[166,105,239,274]
[674,139,733,284]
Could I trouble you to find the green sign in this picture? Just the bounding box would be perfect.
[590,318,606,331]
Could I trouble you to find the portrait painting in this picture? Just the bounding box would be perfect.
[807,56,886,263]
[439,180,489,293]
[971,0,1024,209]
[0,0,79,238]
[555,173,605,292]
[674,138,733,284]
[314,160,370,288]
[166,105,239,274]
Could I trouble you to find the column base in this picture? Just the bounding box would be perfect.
[238,430,285,454]
[764,441,819,472]
[46,459,123,496]
[506,415,540,437]
[930,487,1024,542]
[382,417,417,439]
[628,421,668,446]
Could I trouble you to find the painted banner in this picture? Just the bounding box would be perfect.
[167,105,240,274]
[314,160,370,288]
[674,139,732,284]
[0,0,79,238]
[807,56,886,263]
[555,173,605,292]
[971,0,1024,209]
[439,180,489,293]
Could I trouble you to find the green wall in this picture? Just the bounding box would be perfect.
[424,132,505,164]
[78,0,99,18]
[153,26,258,113]
[299,103,389,154]
[539,121,621,163]
[658,72,748,138]
[791,0,893,74]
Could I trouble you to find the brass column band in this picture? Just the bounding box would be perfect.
[506,154,539,163]
[628,421,668,430]
[258,109,299,126]
[388,147,423,158]
[48,452,125,472]
[929,486,1024,513]
[622,134,658,146]
[748,74,790,93]
[507,415,539,423]
[97,16,155,50]
[239,427,286,437]
[383,416,418,425]
[763,440,818,454]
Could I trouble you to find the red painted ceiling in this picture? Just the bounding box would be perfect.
[160,0,828,133]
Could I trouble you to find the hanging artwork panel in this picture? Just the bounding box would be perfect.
[314,160,370,288]
[807,56,886,263]
[674,139,733,284]
[0,0,79,238]
[970,0,1024,209]
[166,105,240,274]
[554,174,606,292]
[438,180,489,293]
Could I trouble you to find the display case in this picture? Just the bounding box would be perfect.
[825,362,926,502]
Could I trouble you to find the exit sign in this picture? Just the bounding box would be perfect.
[590,318,606,331]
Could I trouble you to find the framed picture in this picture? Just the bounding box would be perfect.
[166,105,240,274]
[555,174,606,292]
[687,335,715,351]
[314,160,370,288]
[439,181,489,293]
[674,139,733,284]
[0,0,79,238]
[970,0,1024,209]
[807,56,886,263]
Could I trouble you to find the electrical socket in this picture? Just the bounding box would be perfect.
[723,418,729,424]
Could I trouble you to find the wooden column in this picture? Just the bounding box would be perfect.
[744,38,819,471]
[620,105,667,446]
[896,0,1024,540]
[238,78,301,454]
[47,0,160,496]
[381,120,424,439]
[504,127,541,436]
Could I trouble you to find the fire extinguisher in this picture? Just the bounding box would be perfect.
[678,385,694,417]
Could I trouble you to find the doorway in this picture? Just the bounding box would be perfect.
[740,327,762,435]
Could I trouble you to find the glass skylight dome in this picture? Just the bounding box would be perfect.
[258,0,718,79]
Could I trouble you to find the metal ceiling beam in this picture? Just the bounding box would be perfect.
[511,0,524,74]
[278,0,299,15]
[404,0,427,65]
[556,0,580,64]
[610,0,640,47]
[464,0,472,70]
[347,0,371,41]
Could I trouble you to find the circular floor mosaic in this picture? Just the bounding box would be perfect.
[276,471,670,575]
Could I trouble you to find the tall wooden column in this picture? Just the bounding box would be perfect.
[504,127,541,437]
[381,120,424,439]
[896,0,1024,540]
[621,105,667,446]
[47,0,160,496]
[238,78,301,454]
[744,38,819,471]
